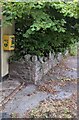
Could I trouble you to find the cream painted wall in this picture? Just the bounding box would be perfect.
[1,22,15,77]
[0,5,15,77]
[0,6,1,19]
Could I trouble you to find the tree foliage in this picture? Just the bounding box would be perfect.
[2,1,79,60]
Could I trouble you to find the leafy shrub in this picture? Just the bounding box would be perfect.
[2,1,79,60]
[69,42,79,56]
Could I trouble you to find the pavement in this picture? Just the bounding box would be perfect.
[0,80,21,103]
[0,55,77,118]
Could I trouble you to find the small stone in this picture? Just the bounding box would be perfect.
[43,57,48,62]
[49,51,52,59]
[57,52,62,62]
[32,56,37,62]
[24,54,31,61]
[38,56,44,63]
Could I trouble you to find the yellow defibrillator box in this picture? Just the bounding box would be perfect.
[3,35,15,51]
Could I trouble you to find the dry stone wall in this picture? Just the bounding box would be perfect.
[9,52,63,84]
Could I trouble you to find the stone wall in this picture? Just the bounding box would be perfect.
[9,52,63,84]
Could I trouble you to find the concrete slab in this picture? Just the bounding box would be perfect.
[2,85,49,118]
[0,80,21,103]
[1,81,77,118]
